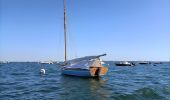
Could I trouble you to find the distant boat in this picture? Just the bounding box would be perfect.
[115,61,135,66]
[153,62,162,64]
[152,62,162,66]
[60,0,108,77]
[0,61,8,64]
[139,61,151,65]
[39,60,54,64]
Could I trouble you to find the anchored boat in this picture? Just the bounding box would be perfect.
[139,61,151,65]
[115,61,135,66]
[62,54,108,77]
[60,0,108,77]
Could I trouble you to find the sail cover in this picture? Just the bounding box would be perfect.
[63,54,106,69]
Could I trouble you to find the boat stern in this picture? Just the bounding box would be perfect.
[99,67,108,76]
[90,67,108,77]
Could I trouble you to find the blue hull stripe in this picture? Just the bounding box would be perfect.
[62,69,91,77]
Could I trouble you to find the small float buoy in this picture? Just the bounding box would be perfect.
[40,68,46,74]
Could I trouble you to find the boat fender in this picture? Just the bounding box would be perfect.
[40,68,46,74]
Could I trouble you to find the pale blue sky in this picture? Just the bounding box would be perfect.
[0,0,170,61]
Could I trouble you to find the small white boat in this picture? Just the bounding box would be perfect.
[115,61,135,66]
[139,61,151,65]
[0,61,8,64]
[39,60,54,64]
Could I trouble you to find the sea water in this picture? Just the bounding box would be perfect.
[0,62,170,100]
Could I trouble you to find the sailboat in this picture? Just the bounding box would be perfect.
[61,0,108,77]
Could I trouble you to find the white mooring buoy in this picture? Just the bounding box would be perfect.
[40,68,46,74]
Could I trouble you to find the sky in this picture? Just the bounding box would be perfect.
[0,0,170,61]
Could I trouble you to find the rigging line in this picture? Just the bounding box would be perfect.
[56,0,63,62]
[68,31,78,58]
[67,23,78,59]
[66,0,78,59]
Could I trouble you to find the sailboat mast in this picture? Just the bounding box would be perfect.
[64,0,67,62]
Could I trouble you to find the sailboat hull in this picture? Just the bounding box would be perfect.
[62,69,91,77]
[62,67,108,77]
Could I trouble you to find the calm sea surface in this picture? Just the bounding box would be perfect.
[0,62,170,100]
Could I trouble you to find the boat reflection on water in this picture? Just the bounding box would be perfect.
[59,76,111,100]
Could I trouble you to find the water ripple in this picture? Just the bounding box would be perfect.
[0,62,170,100]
